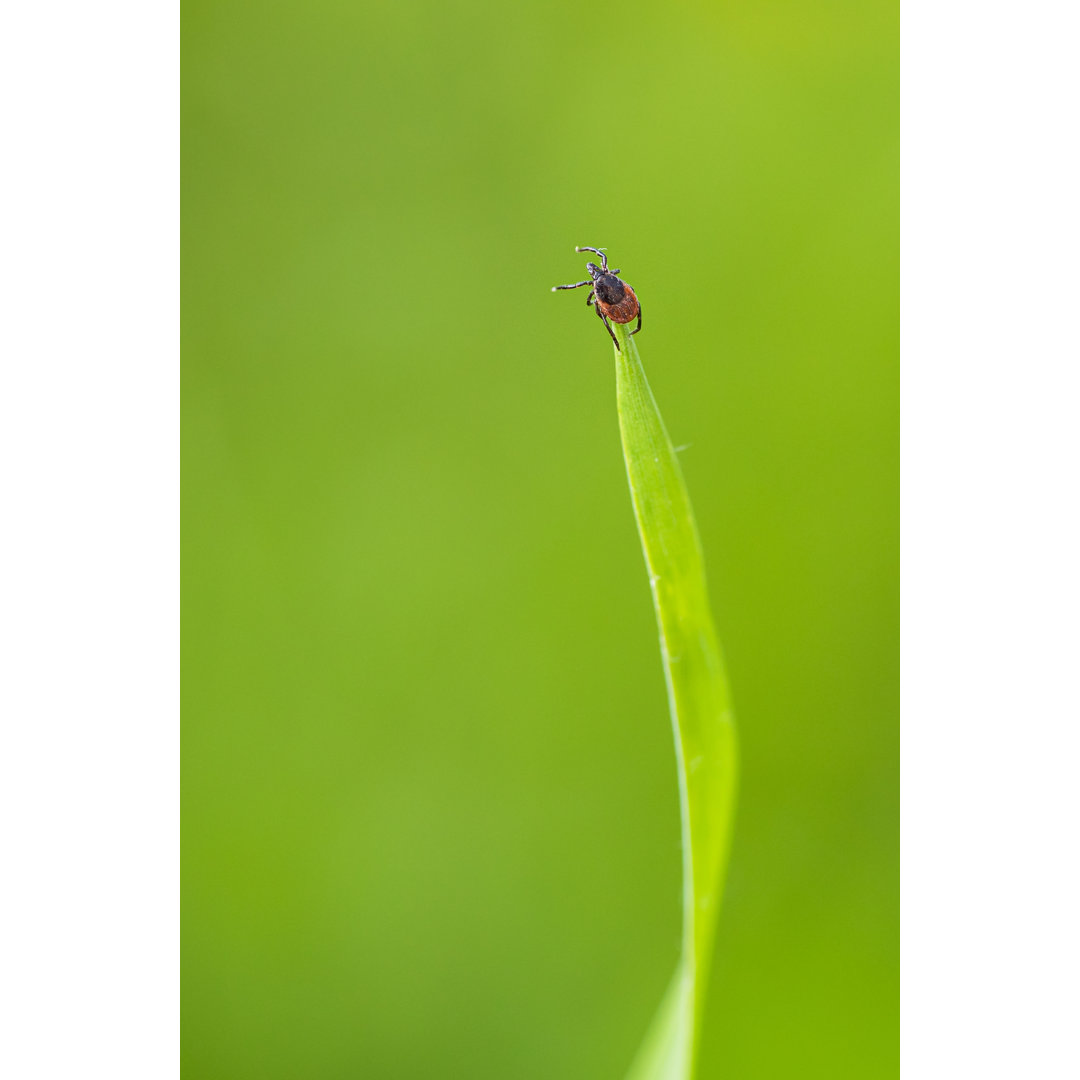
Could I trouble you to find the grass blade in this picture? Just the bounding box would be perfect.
[613,321,738,1080]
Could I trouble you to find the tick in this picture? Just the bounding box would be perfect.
[552,246,642,351]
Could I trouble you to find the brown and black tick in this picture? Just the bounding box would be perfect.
[552,246,641,350]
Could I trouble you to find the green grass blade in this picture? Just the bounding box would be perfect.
[613,321,738,1080]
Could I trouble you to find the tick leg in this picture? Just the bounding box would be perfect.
[575,246,608,270]
[596,305,620,350]
[631,306,642,335]
[586,289,595,306]
[552,279,591,291]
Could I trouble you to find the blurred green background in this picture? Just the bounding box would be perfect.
[183,0,897,1076]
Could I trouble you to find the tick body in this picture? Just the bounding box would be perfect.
[552,246,642,350]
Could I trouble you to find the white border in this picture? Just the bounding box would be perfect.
[0,3,179,1077]
[904,2,1080,1076]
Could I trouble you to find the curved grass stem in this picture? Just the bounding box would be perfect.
[614,322,738,1080]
